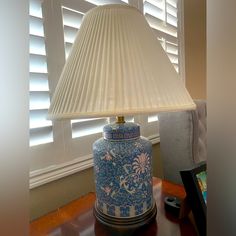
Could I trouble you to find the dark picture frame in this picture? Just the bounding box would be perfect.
[180,162,207,236]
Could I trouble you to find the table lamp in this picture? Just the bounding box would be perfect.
[48,4,196,229]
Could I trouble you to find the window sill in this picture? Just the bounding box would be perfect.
[29,134,160,189]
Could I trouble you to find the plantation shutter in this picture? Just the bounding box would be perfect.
[29,0,53,146]
[143,0,179,72]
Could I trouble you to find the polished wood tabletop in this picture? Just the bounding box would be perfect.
[30,178,198,236]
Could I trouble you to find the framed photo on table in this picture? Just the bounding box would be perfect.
[180,162,207,236]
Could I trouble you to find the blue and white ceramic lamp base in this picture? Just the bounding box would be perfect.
[93,122,157,228]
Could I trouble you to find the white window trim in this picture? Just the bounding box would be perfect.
[30,154,93,189]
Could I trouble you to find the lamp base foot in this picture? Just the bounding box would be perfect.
[94,203,157,230]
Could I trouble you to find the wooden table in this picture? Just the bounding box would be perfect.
[30,178,198,236]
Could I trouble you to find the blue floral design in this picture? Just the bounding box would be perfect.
[93,122,153,218]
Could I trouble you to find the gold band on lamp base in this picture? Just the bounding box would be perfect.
[116,116,125,124]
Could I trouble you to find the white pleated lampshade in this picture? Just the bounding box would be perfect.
[48,4,196,120]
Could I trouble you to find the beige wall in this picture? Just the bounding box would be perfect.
[152,143,163,178]
[30,168,95,220]
[184,0,206,99]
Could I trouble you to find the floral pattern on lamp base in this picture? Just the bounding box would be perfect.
[93,122,156,227]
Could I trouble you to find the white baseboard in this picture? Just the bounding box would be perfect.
[30,154,93,189]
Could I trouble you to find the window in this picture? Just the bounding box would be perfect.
[143,0,180,73]
[29,0,183,188]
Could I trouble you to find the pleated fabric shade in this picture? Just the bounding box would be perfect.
[48,4,196,120]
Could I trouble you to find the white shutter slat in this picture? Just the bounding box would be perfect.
[30,91,51,110]
[30,35,46,55]
[145,13,177,37]
[166,2,177,17]
[30,16,44,37]
[72,118,108,138]
[166,0,177,8]
[153,28,178,44]
[144,0,164,9]
[168,53,178,64]
[63,25,79,43]
[30,126,53,147]
[30,54,48,73]
[62,7,84,29]
[166,42,178,55]
[148,114,158,123]
[29,0,42,18]
[65,42,73,58]
[125,116,135,123]
[143,1,164,21]
[30,109,52,129]
[167,12,177,27]
[61,0,96,15]
[30,72,49,92]
[85,0,126,5]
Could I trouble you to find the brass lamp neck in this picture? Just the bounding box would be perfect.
[116,116,125,124]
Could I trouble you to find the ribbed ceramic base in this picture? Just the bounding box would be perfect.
[94,202,157,229]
